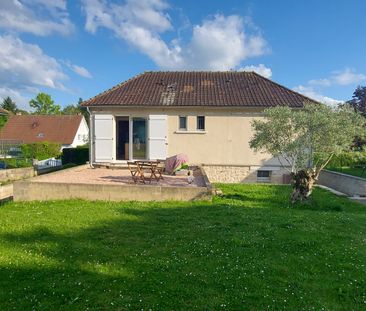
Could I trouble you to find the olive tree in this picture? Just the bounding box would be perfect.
[249,103,366,203]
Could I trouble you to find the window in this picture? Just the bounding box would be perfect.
[257,170,271,182]
[197,116,205,131]
[37,133,44,138]
[179,116,187,130]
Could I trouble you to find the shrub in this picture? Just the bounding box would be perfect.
[327,151,366,168]
[21,142,61,161]
[62,147,89,165]
[0,158,32,169]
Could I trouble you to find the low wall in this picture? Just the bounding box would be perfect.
[0,184,13,200]
[0,167,35,183]
[14,181,212,202]
[318,170,366,196]
[202,164,287,184]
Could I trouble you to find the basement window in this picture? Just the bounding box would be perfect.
[257,170,271,182]
[37,133,44,138]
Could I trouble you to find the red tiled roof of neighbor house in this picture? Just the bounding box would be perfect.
[0,115,83,144]
[81,71,318,108]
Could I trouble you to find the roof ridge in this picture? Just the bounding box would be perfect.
[143,70,254,73]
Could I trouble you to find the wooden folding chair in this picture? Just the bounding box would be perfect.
[129,161,153,184]
[127,161,140,183]
[155,160,165,181]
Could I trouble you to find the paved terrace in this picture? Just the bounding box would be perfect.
[14,165,211,202]
[32,165,206,187]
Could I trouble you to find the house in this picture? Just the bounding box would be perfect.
[0,115,89,149]
[82,71,317,183]
[0,108,10,115]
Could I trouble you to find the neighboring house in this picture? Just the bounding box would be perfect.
[0,108,10,116]
[0,115,89,149]
[82,71,317,183]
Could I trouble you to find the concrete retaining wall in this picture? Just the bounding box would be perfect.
[13,181,212,202]
[0,167,35,183]
[318,170,366,196]
[0,184,13,200]
[202,164,287,184]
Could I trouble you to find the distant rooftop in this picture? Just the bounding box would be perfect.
[0,115,84,144]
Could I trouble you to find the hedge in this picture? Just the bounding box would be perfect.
[62,147,89,165]
[327,151,366,168]
[21,142,61,161]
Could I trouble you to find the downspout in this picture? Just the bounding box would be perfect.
[87,107,94,168]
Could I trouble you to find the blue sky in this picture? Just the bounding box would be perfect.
[1,0,366,110]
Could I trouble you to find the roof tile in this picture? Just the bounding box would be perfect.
[82,71,318,108]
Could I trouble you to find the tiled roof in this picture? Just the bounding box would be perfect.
[0,115,84,144]
[82,71,318,108]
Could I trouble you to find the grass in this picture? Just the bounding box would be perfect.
[327,166,366,179]
[0,184,365,310]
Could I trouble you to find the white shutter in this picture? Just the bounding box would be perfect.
[94,114,114,162]
[148,115,167,160]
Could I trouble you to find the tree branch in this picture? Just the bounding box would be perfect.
[315,153,334,179]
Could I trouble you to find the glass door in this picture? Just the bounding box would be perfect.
[132,117,147,159]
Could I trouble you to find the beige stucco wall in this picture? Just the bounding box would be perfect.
[90,106,278,166]
[89,106,288,183]
[167,112,278,166]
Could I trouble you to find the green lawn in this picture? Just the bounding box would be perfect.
[0,185,365,310]
[327,166,366,179]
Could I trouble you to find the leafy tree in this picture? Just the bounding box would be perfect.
[78,98,89,123]
[62,98,89,123]
[250,103,365,203]
[347,86,366,149]
[348,85,366,117]
[62,104,82,115]
[16,109,29,115]
[1,96,17,113]
[29,93,61,115]
[0,115,7,129]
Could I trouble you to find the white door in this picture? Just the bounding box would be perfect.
[148,115,167,160]
[94,114,114,162]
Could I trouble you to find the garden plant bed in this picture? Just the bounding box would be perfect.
[1,184,365,310]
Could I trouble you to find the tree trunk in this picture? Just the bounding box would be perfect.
[290,169,317,203]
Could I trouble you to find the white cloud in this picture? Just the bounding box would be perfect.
[62,61,93,78]
[0,35,91,109]
[0,0,74,36]
[308,68,366,87]
[0,35,71,109]
[332,68,366,86]
[184,15,267,70]
[70,65,93,78]
[293,85,342,106]
[296,68,366,106]
[0,35,67,90]
[308,78,331,87]
[0,87,29,110]
[82,0,268,70]
[239,64,272,78]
